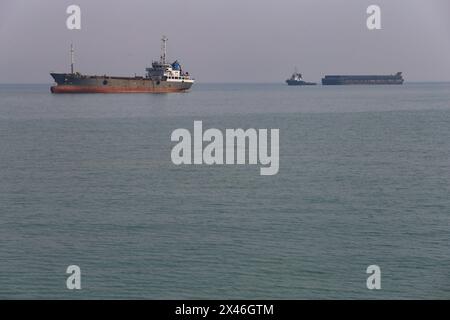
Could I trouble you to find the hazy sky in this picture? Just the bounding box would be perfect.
[0,0,449,83]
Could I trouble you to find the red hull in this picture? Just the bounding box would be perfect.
[50,85,190,94]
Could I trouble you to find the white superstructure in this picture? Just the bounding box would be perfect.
[145,36,194,84]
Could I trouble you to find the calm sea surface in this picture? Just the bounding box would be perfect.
[0,83,449,299]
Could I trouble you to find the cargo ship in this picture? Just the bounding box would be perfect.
[286,70,316,86]
[321,72,404,85]
[50,36,194,93]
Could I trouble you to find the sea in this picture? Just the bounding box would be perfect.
[0,83,449,299]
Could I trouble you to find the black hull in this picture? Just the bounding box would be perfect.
[322,73,404,85]
[286,80,317,86]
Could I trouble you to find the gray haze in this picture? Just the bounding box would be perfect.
[0,0,449,83]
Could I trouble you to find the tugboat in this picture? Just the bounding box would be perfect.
[50,36,194,93]
[286,69,316,86]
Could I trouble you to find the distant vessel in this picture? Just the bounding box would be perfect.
[322,72,404,85]
[286,70,316,86]
[50,36,194,93]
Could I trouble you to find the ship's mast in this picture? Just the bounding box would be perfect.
[160,36,168,65]
[70,43,75,74]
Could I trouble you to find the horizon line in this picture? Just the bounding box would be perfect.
[1,81,450,85]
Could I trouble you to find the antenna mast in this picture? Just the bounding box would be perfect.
[160,36,168,65]
[70,43,75,74]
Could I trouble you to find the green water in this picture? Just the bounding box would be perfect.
[0,83,449,299]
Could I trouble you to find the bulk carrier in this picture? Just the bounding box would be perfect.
[50,36,194,93]
[322,72,404,85]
